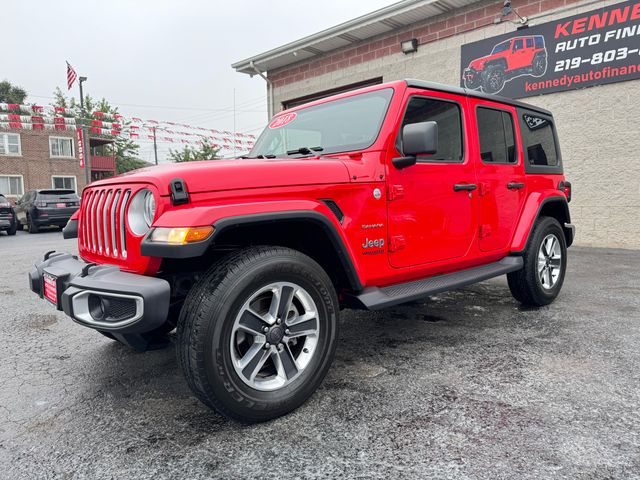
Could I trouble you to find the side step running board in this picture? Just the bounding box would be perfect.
[351,256,523,310]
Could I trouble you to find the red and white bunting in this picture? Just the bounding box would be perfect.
[0,102,258,152]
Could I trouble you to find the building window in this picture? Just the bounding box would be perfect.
[49,136,75,158]
[0,175,24,197]
[0,133,21,156]
[476,107,517,163]
[52,176,77,192]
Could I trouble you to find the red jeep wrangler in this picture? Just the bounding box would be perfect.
[464,35,548,94]
[29,79,574,422]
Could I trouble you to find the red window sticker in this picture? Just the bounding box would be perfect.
[268,112,297,129]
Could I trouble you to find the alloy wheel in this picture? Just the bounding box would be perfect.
[230,282,320,391]
[538,234,562,290]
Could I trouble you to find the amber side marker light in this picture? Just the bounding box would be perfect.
[149,226,214,244]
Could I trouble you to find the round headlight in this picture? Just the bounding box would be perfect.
[127,189,156,236]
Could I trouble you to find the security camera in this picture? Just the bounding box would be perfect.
[502,0,512,16]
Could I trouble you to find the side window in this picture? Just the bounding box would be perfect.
[401,96,463,163]
[476,107,516,164]
[513,39,524,51]
[526,38,534,48]
[520,113,559,166]
[535,36,544,48]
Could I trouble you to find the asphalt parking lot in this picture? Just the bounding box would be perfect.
[1,230,639,479]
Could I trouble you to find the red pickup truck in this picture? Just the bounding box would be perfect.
[30,79,574,422]
[464,35,548,93]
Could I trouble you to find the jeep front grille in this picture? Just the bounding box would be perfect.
[80,187,131,259]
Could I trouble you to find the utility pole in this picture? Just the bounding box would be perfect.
[78,76,91,186]
[233,88,236,158]
[152,126,158,165]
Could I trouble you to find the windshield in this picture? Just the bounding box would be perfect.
[249,88,394,157]
[491,40,511,54]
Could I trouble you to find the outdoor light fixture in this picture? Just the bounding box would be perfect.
[501,0,528,24]
[401,38,418,54]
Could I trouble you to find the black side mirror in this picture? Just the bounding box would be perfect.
[393,121,438,169]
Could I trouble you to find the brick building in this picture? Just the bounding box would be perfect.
[233,0,640,249]
[0,128,116,201]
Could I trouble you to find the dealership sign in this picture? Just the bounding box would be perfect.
[460,0,640,98]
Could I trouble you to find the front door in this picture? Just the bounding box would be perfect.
[510,38,529,70]
[473,104,527,252]
[387,90,478,268]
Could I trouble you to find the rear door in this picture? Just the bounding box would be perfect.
[473,103,526,252]
[386,89,478,268]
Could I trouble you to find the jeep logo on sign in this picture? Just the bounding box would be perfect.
[460,0,640,98]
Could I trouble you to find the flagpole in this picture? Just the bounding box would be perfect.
[78,76,91,187]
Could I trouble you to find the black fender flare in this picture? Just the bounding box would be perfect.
[211,211,363,291]
[141,210,363,292]
[513,197,574,255]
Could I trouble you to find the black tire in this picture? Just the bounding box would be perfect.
[464,75,482,90]
[482,65,506,94]
[6,220,17,236]
[508,216,567,307]
[98,330,117,341]
[532,54,547,77]
[28,216,39,234]
[177,246,339,423]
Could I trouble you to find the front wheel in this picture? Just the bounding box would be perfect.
[482,65,506,94]
[177,246,339,423]
[508,216,567,306]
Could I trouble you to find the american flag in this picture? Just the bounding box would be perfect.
[66,61,78,90]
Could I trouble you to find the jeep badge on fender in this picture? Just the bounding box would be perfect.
[28,79,574,423]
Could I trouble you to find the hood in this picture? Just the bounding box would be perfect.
[88,158,352,196]
[469,54,494,70]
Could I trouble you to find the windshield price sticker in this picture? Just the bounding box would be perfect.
[268,112,297,129]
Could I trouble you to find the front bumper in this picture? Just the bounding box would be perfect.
[29,252,170,334]
[463,68,480,83]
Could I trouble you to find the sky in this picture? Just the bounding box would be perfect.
[5,0,397,162]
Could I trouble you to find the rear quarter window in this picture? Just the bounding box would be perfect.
[518,108,562,174]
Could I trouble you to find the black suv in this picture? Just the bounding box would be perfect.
[0,195,18,235]
[15,189,80,233]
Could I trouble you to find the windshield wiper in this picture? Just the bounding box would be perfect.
[240,154,276,159]
[286,146,324,156]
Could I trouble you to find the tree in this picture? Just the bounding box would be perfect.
[0,80,27,104]
[168,143,222,163]
[52,88,144,174]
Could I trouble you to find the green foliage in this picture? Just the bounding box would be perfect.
[168,143,222,163]
[0,80,27,104]
[52,88,145,174]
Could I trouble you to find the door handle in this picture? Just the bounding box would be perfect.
[453,183,477,192]
[507,182,525,190]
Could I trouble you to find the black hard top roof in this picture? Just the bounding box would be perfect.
[405,79,552,116]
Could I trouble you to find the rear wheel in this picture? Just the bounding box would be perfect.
[532,54,547,76]
[28,216,39,234]
[177,246,338,423]
[6,220,17,236]
[508,216,567,306]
